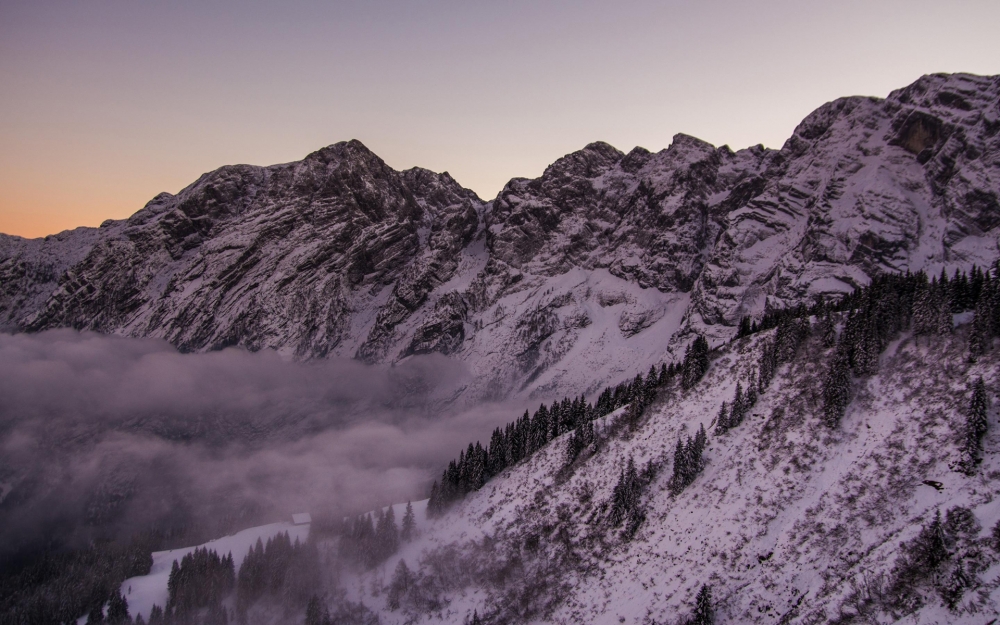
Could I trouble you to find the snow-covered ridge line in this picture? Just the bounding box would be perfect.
[2,72,998,402]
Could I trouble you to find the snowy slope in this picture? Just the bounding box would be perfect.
[343,321,1000,624]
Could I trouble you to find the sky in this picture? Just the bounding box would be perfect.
[1,1,999,239]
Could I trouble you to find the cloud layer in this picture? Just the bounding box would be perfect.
[0,330,531,558]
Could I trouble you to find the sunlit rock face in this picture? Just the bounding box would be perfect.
[2,73,999,400]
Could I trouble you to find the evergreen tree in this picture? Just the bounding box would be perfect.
[714,401,729,435]
[950,268,970,311]
[691,584,714,625]
[745,371,758,408]
[427,481,441,517]
[912,276,950,338]
[387,559,414,610]
[305,596,324,625]
[147,605,164,625]
[106,590,130,625]
[959,378,990,475]
[86,603,105,625]
[609,457,641,526]
[912,510,949,572]
[669,426,707,495]
[645,364,660,400]
[401,501,416,541]
[969,291,995,361]
[822,349,852,428]
[731,382,745,428]
[376,505,400,561]
[970,377,990,443]
[682,335,710,389]
[818,310,836,348]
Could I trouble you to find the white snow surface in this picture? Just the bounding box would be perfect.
[119,519,310,621]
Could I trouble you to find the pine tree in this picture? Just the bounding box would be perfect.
[971,377,990,442]
[822,349,852,428]
[912,277,935,337]
[737,316,752,338]
[757,339,777,392]
[818,310,836,348]
[86,603,105,624]
[959,378,990,475]
[147,605,164,625]
[934,280,953,336]
[691,584,714,625]
[682,335,710,389]
[731,382,745,428]
[913,510,949,572]
[969,293,994,361]
[387,559,413,610]
[669,426,706,495]
[106,590,130,625]
[714,401,729,435]
[401,501,416,541]
[375,505,399,561]
[609,457,640,526]
[305,596,323,625]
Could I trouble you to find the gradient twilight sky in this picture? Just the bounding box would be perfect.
[2,1,999,238]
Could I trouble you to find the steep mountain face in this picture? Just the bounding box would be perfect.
[694,73,1000,333]
[2,73,999,400]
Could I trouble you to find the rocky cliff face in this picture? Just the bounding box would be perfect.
[2,73,998,400]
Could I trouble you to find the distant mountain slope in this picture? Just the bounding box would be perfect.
[2,73,998,401]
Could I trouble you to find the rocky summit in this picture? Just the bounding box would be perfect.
[2,73,999,401]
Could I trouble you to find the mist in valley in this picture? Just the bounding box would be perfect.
[0,329,534,564]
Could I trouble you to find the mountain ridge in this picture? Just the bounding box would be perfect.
[2,72,998,401]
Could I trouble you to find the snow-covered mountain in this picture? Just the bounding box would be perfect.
[344,318,1000,625]
[2,72,999,404]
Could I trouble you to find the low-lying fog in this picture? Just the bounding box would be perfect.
[0,330,535,560]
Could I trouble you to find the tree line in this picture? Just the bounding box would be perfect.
[823,265,999,428]
[0,533,155,625]
[428,334,714,516]
[338,501,417,569]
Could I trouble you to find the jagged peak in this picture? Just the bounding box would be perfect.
[666,133,716,153]
[887,72,1000,114]
[401,166,485,204]
[781,95,882,148]
[542,141,625,180]
[302,139,386,167]
[619,146,653,173]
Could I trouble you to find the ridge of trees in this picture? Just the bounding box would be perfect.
[667,425,707,496]
[0,533,155,625]
[137,532,321,625]
[427,327,723,518]
[427,358,686,516]
[338,503,420,569]
[822,265,999,428]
